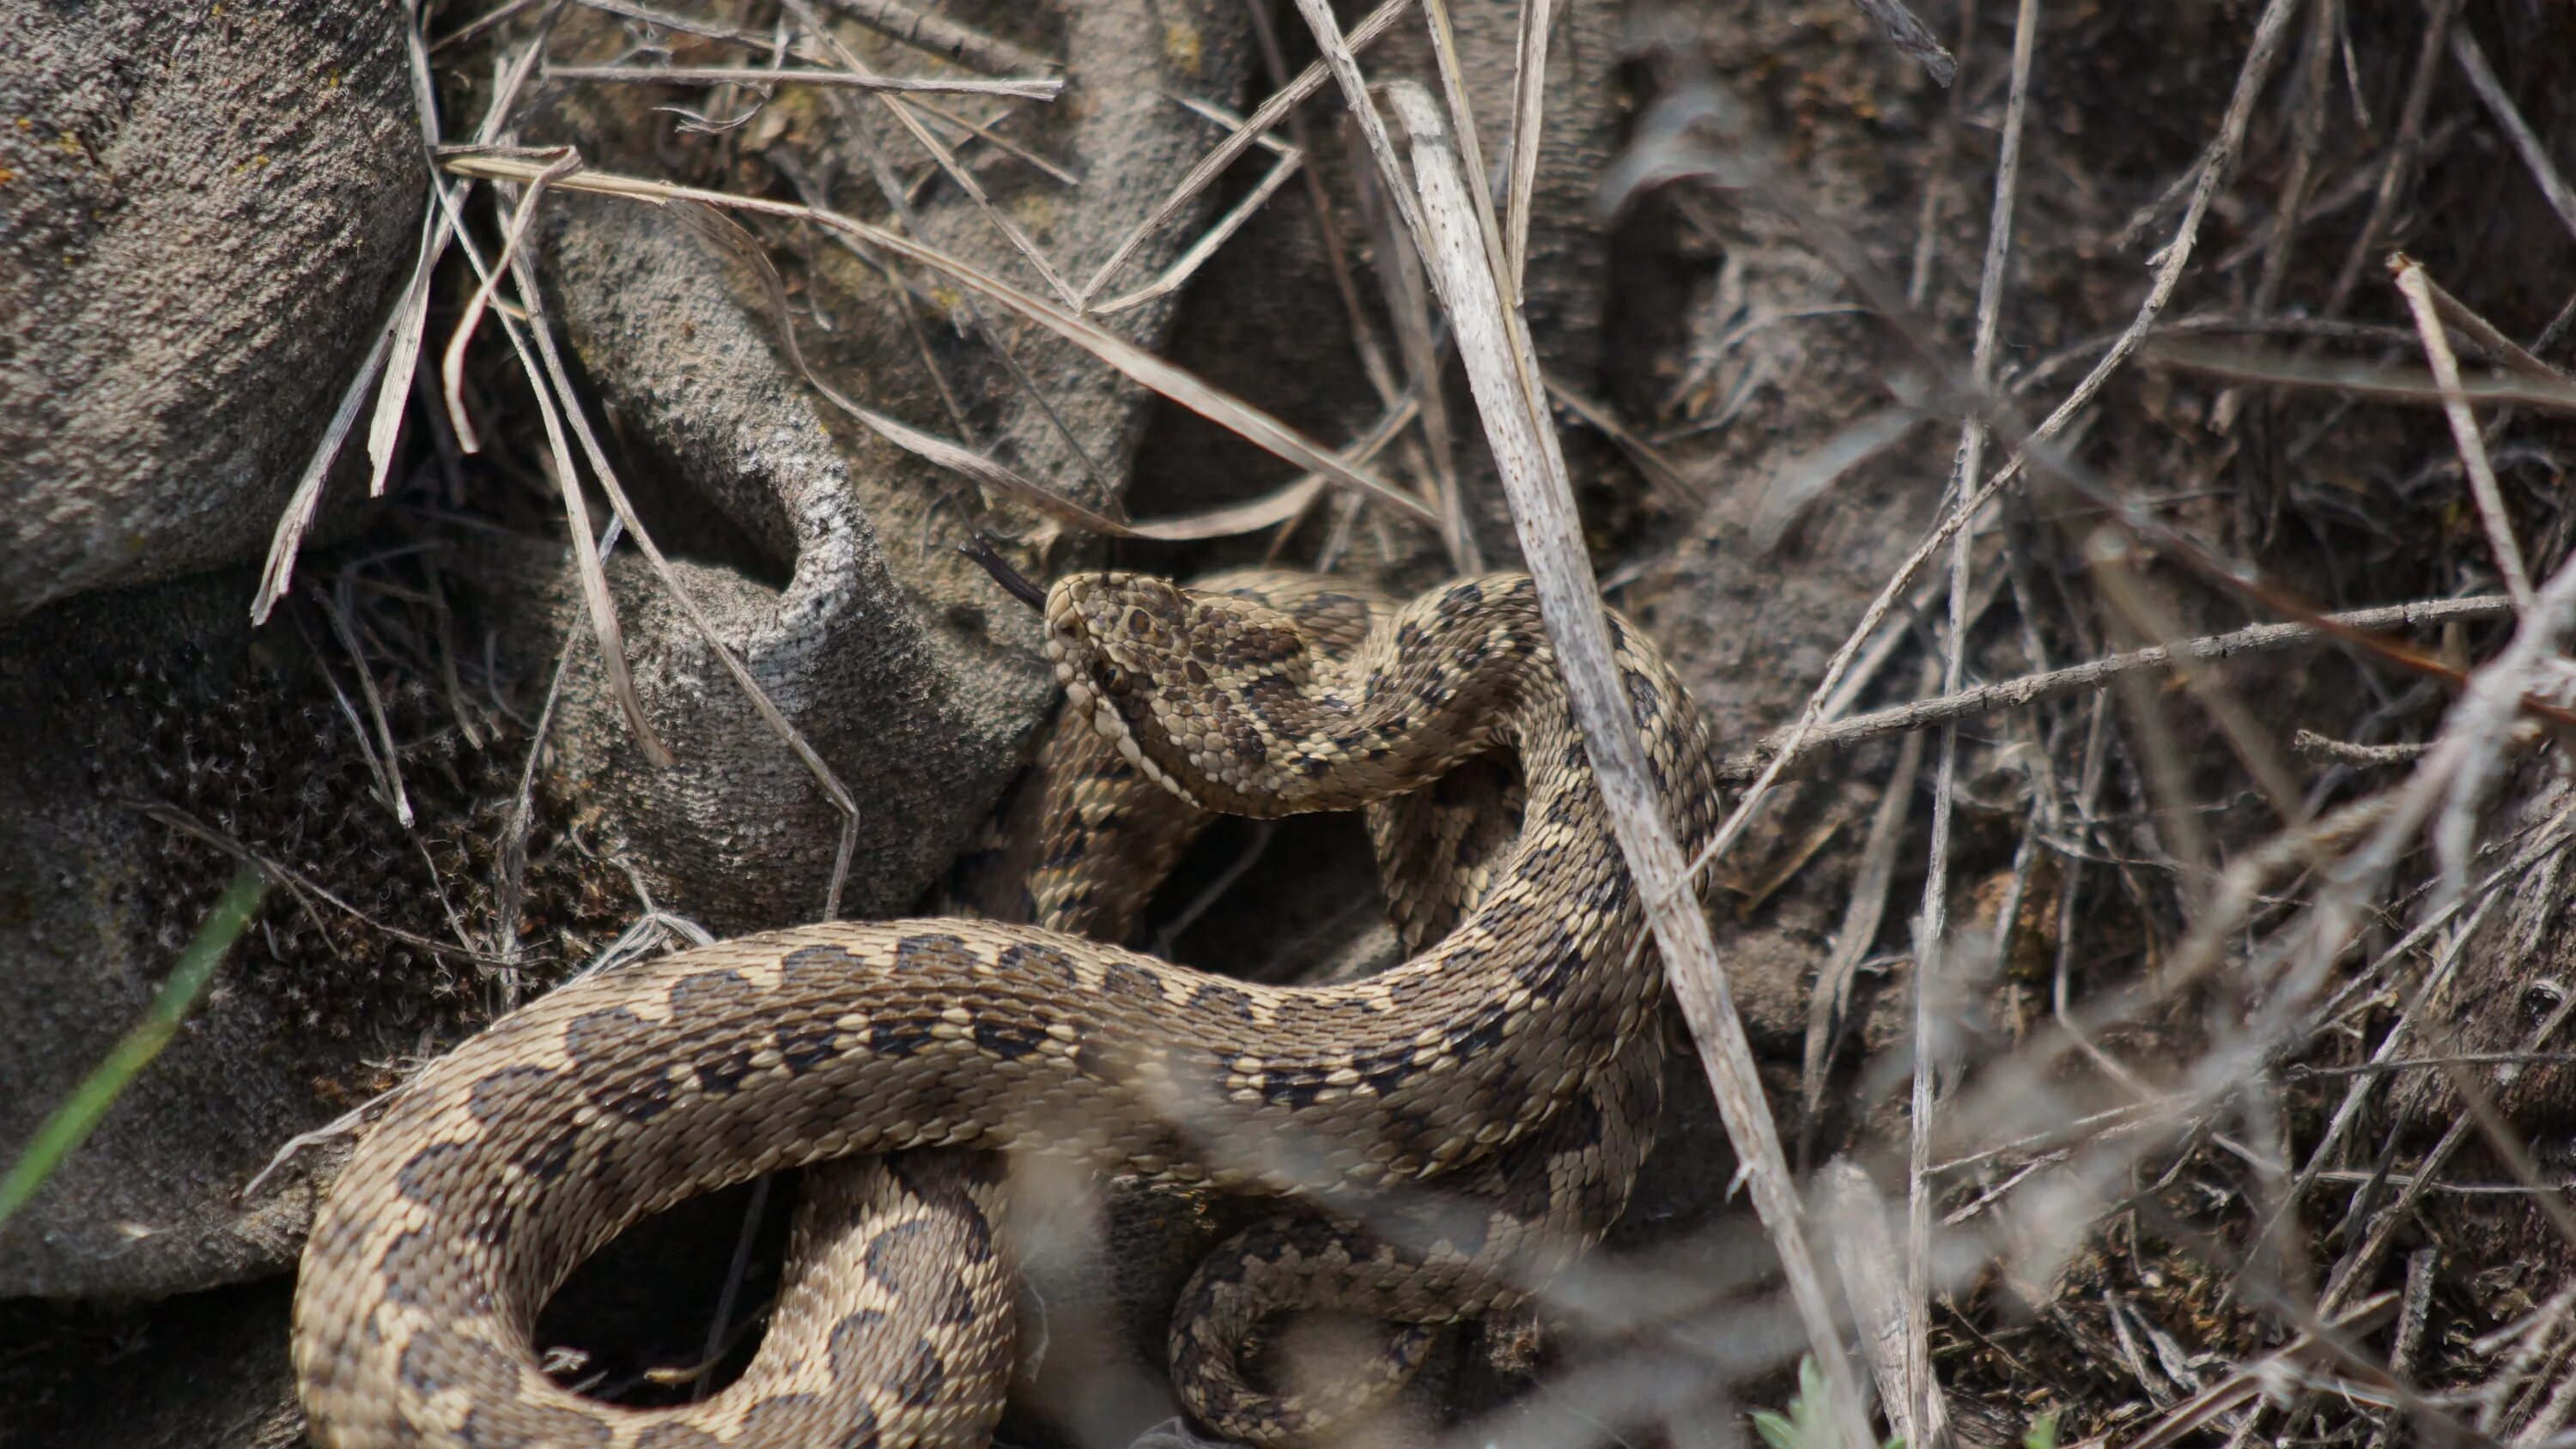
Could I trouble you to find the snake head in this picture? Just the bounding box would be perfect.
[1044,572,1317,810]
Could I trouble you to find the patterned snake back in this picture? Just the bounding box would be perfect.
[291,571,1722,1447]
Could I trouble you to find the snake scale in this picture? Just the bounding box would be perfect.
[293,568,1726,1448]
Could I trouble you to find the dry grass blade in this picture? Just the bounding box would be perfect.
[541,64,1061,98]
[1292,0,1429,258]
[1722,592,2516,783]
[1081,0,1415,306]
[424,164,673,768]
[314,582,416,828]
[441,148,580,452]
[256,6,561,622]
[777,0,1080,312]
[1358,141,1476,572]
[1544,376,1701,507]
[806,0,1055,77]
[2402,261,2568,385]
[2323,0,2460,315]
[2115,1294,2403,1449]
[1823,1161,1925,1437]
[1382,76,1880,1449]
[1088,98,1304,317]
[437,151,1437,527]
[683,191,1389,545]
[2448,22,2576,246]
[255,323,398,625]
[1801,694,1925,1152]
[2152,340,2576,414]
[1500,0,1551,294]
[2394,254,2536,610]
[1848,0,1958,86]
[1905,3,2035,1426]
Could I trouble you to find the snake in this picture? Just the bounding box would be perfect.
[291,567,1725,1448]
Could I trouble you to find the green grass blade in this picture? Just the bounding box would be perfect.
[0,865,269,1230]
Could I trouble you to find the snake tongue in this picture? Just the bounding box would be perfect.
[957,535,1048,612]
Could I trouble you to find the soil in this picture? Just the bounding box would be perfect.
[9,1,2576,1446]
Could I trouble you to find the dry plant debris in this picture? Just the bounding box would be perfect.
[52,0,2576,1445]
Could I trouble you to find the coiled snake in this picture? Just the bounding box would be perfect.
[292,568,1724,1447]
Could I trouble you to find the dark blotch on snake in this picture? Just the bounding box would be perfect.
[392,1142,469,1205]
[667,968,753,1018]
[837,1403,884,1449]
[892,932,976,978]
[829,1307,890,1379]
[734,1394,826,1441]
[1357,1052,1413,1100]
[997,941,1081,991]
[1510,920,1583,1002]
[602,1067,679,1125]
[1258,1070,1328,1110]
[973,1013,1046,1062]
[458,1401,610,1449]
[397,1329,497,1397]
[693,1045,755,1096]
[892,1337,948,1408]
[563,1008,644,1065]
[776,1017,840,1073]
[1191,980,1255,1023]
[465,1064,558,1125]
[780,943,864,991]
[376,1228,443,1307]
[633,1427,724,1449]
[1036,832,1089,870]
[861,1219,932,1291]
[1444,1005,1510,1062]
[867,1012,933,1061]
[1477,1073,1531,1146]
[1099,959,1160,1003]
[513,1120,582,1184]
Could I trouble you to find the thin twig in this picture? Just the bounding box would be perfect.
[1904,0,2035,1434]
[2395,254,2536,609]
[2293,730,2433,767]
[256,4,563,621]
[2450,22,2576,247]
[1081,0,1417,306]
[1717,594,2515,785]
[806,0,1056,78]
[429,155,674,766]
[1388,76,1879,1449]
[440,151,1436,527]
[2323,0,2459,316]
[542,64,1061,98]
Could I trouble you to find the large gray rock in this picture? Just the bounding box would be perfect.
[519,0,1253,927]
[0,0,1257,1307]
[0,0,419,621]
[0,562,635,1300]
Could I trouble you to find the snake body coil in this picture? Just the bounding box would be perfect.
[292,572,1722,1448]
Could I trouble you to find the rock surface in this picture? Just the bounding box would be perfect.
[0,0,420,621]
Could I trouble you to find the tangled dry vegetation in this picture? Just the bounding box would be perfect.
[22,0,2576,1446]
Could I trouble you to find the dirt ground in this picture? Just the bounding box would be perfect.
[8,1,2576,1446]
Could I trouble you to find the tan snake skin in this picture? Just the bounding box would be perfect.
[292,571,1722,1448]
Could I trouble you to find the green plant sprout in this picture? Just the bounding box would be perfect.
[1753,1356,2058,1449]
